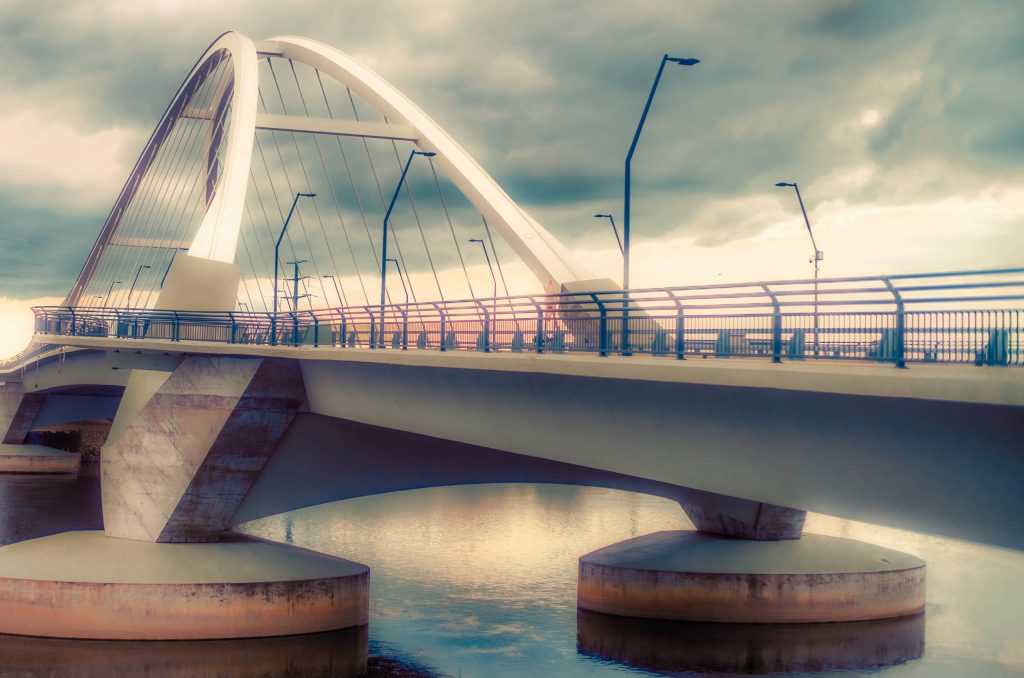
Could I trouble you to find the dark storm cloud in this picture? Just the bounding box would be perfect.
[0,0,1021,296]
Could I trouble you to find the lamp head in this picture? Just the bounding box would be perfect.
[593,213,611,219]
[667,56,700,66]
[775,182,796,188]
[416,151,437,157]
[299,192,317,198]
[468,238,483,244]
[142,265,151,269]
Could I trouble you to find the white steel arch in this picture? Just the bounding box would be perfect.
[72,31,598,305]
[260,35,595,293]
[67,32,258,306]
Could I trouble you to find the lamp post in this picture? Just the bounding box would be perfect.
[385,258,409,305]
[469,238,497,350]
[103,280,122,306]
[322,274,344,307]
[593,213,623,254]
[272,191,316,345]
[127,264,151,308]
[775,181,823,356]
[623,54,699,355]
[380,149,435,347]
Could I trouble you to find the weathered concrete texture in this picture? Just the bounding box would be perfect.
[0,382,44,444]
[577,608,924,674]
[0,626,368,676]
[0,443,79,474]
[678,495,806,540]
[578,531,925,623]
[102,356,305,543]
[0,531,369,640]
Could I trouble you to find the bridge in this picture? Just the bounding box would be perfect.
[0,31,1021,641]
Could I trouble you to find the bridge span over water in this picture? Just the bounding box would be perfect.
[0,30,1021,641]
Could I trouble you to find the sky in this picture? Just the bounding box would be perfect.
[1,0,1023,357]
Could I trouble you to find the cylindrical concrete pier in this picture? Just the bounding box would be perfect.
[0,531,369,640]
[578,531,925,623]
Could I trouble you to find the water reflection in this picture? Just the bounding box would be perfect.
[0,627,369,677]
[577,609,925,675]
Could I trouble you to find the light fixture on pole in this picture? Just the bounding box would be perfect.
[103,280,122,305]
[775,181,823,356]
[623,54,699,355]
[593,213,623,255]
[380,149,436,347]
[469,238,497,351]
[385,258,409,305]
[322,274,344,307]
[127,264,151,308]
[272,192,316,345]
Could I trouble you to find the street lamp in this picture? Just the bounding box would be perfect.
[127,264,151,308]
[623,54,699,354]
[272,191,316,345]
[775,181,823,356]
[380,149,436,347]
[322,274,344,307]
[103,280,122,306]
[593,213,623,255]
[385,258,409,305]
[469,238,497,351]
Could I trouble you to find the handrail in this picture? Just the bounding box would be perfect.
[13,266,1024,369]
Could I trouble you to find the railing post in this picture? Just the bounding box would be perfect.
[340,310,347,349]
[172,311,180,342]
[313,316,320,348]
[762,285,782,364]
[438,309,446,352]
[533,299,544,354]
[69,307,76,336]
[668,291,685,360]
[590,293,608,357]
[401,309,408,350]
[883,277,907,368]
[229,312,237,344]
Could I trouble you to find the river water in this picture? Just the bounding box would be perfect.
[0,467,1021,677]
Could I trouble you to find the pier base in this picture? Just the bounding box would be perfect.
[0,444,79,474]
[0,531,369,640]
[578,531,924,623]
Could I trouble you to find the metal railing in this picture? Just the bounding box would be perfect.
[27,267,1024,368]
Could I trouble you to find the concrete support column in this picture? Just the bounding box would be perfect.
[102,356,306,543]
[676,491,806,540]
[0,383,44,444]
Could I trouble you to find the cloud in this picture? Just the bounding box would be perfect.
[0,0,1020,307]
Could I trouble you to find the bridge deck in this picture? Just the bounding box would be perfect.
[13,332,1023,407]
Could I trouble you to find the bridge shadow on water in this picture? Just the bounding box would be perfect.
[577,609,925,675]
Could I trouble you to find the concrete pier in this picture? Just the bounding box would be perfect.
[0,443,79,474]
[0,531,369,640]
[578,531,925,623]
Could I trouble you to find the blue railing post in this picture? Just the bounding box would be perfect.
[533,299,545,354]
[438,310,447,352]
[762,285,782,364]
[229,312,237,344]
[172,311,180,342]
[401,309,408,350]
[69,308,76,336]
[668,291,685,360]
[590,293,608,357]
[313,316,320,348]
[883,278,907,368]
